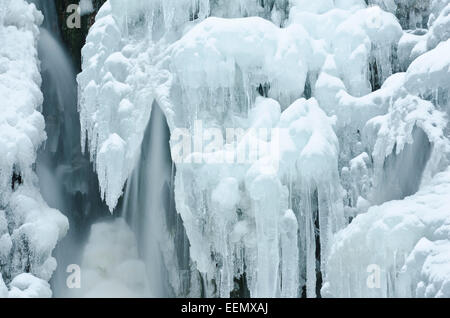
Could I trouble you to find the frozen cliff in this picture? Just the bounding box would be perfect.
[76,0,450,298]
[0,0,449,298]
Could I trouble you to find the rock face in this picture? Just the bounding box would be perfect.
[56,0,106,71]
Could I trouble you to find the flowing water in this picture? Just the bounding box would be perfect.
[120,102,187,297]
[31,0,188,297]
[31,0,111,297]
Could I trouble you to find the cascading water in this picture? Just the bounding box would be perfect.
[30,0,110,297]
[119,102,191,297]
[30,1,185,298]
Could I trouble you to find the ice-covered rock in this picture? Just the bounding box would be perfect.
[405,38,450,96]
[364,94,449,202]
[77,0,450,298]
[0,0,68,298]
[399,238,450,298]
[8,273,52,298]
[323,167,450,297]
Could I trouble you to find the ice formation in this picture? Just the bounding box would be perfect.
[0,0,68,297]
[323,167,450,297]
[0,0,449,299]
[75,0,450,298]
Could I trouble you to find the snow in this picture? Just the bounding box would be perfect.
[97,133,126,209]
[169,16,311,98]
[405,39,450,95]
[8,273,52,298]
[0,0,68,298]
[0,0,44,201]
[400,238,450,298]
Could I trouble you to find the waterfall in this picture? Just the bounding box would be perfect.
[16,0,448,299]
[120,102,191,297]
[28,0,60,34]
[31,0,110,297]
[30,1,186,297]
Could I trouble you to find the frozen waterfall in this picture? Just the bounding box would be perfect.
[1,0,450,299]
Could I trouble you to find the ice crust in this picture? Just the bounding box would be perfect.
[77,0,450,297]
[0,0,68,298]
[323,167,450,297]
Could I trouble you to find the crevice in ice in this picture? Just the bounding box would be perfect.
[11,170,23,191]
[303,74,312,99]
[374,126,432,203]
[257,83,271,98]
[230,272,251,298]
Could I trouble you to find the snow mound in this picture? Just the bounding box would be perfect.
[405,38,450,95]
[8,273,52,298]
[399,238,450,298]
[169,16,311,100]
